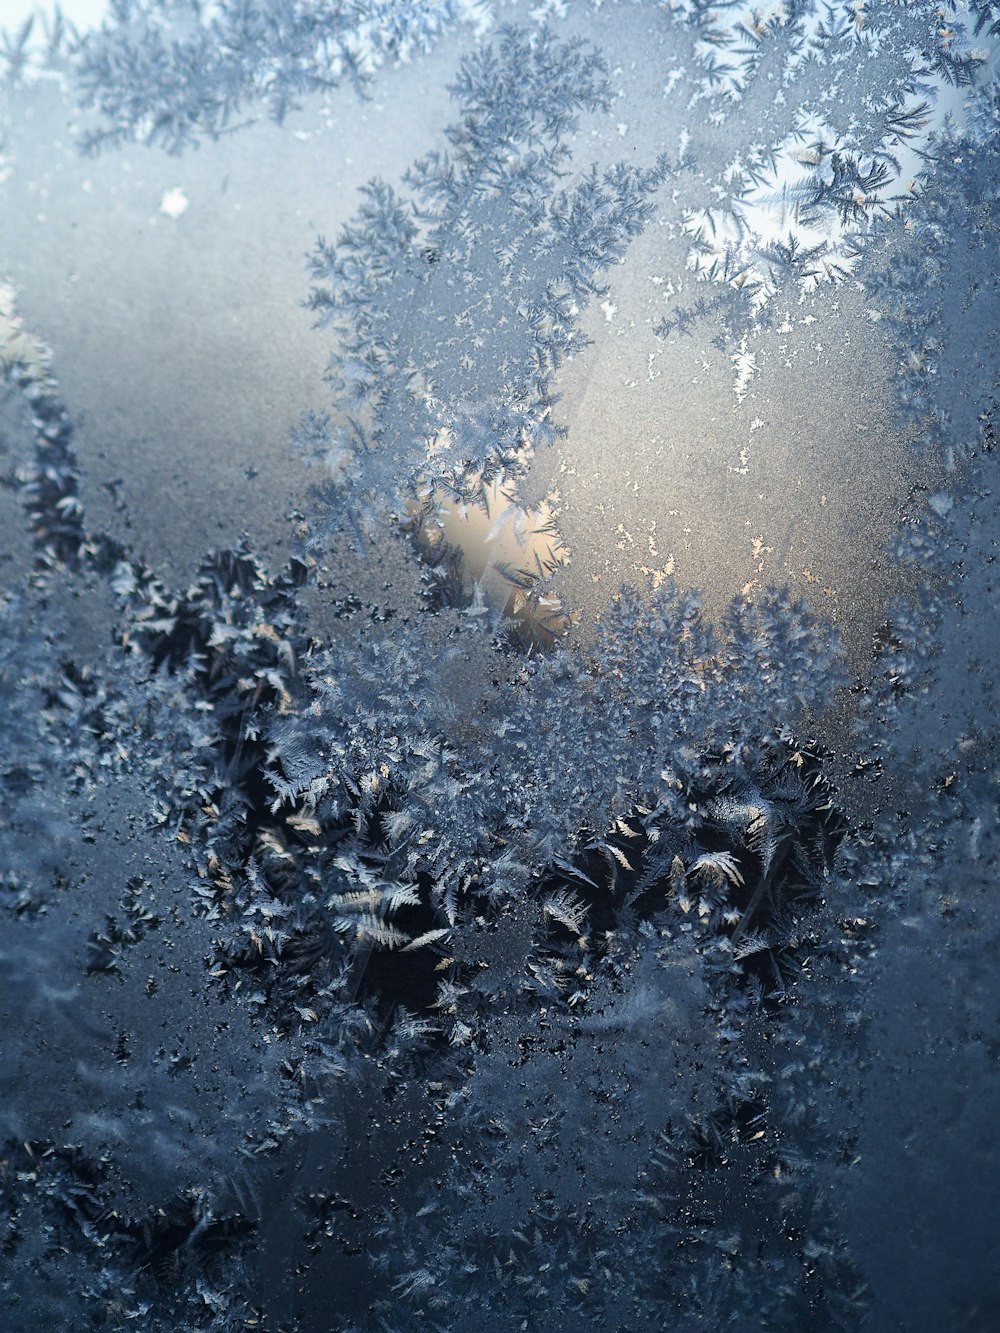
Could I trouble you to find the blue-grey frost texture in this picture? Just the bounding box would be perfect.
[0,2,998,1330]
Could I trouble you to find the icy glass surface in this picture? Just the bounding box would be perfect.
[1,2,998,1330]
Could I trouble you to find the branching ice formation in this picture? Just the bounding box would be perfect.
[67,0,494,153]
[301,25,667,541]
[0,3,997,1330]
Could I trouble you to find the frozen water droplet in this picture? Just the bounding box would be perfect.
[159,187,189,220]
